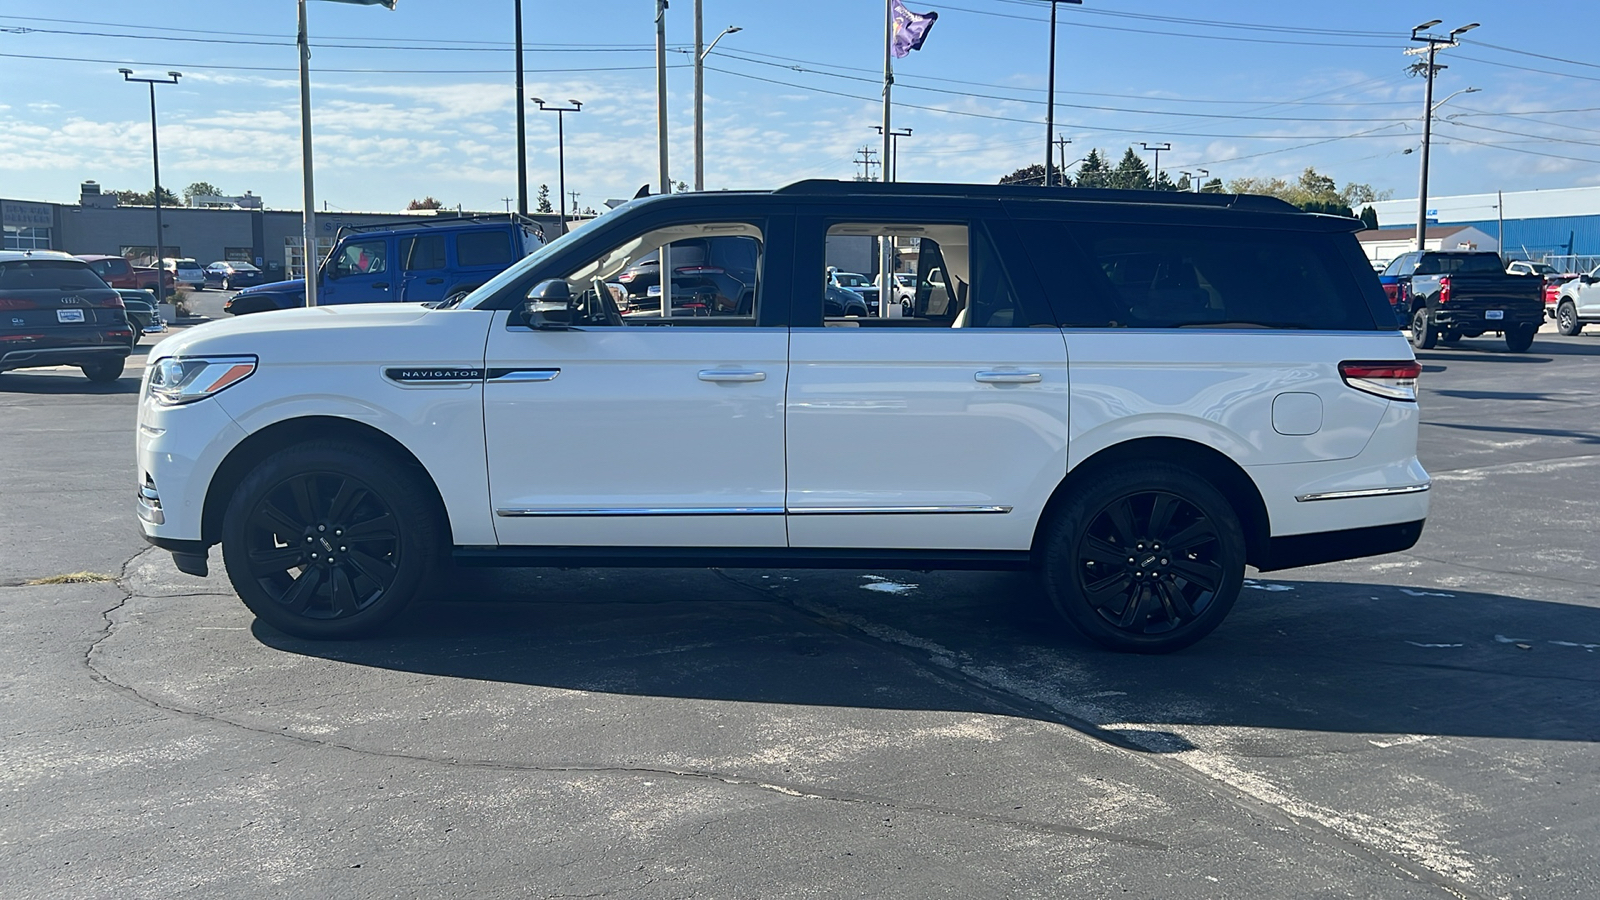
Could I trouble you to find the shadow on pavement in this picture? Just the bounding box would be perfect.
[252,566,1600,747]
[0,371,141,394]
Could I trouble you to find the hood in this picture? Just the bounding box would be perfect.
[238,278,306,295]
[149,303,436,360]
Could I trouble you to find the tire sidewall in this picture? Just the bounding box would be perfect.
[1040,463,1247,654]
[1505,323,1536,353]
[221,440,440,639]
[1557,302,1580,336]
[1410,306,1436,349]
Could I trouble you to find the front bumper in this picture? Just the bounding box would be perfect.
[136,383,249,547]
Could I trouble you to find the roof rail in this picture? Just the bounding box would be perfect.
[772,179,1299,213]
[330,212,542,244]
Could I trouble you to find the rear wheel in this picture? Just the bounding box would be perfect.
[1409,306,1437,349]
[1039,464,1246,653]
[1505,323,1537,353]
[81,358,126,382]
[221,278,231,292]
[221,440,443,639]
[1557,301,1583,336]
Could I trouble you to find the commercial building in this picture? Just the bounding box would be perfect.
[1355,225,1498,268]
[1,182,569,279]
[1369,185,1600,270]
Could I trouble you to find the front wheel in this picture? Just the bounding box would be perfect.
[1505,323,1537,353]
[1039,464,1246,653]
[221,440,443,639]
[1410,306,1437,349]
[1557,301,1583,336]
[81,358,126,382]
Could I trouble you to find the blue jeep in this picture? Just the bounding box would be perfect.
[224,217,545,315]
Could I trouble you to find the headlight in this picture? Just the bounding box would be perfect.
[148,355,257,405]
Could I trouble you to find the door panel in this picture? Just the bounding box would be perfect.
[320,237,393,305]
[484,317,788,547]
[785,328,1069,550]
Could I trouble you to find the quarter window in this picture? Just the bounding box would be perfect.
[401,234,447,271]
[456,230,514,267]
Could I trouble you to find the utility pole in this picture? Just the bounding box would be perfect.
[873,127,912,181]
[1140,141,1171,188]
[1043,1,1083,189]
[568,190,580,213]
[1053,134,1072,185]
[853,146,880,182]
[655,0,670,194]
[514,0,528,215]
[1406,19,1479,252]
[119,68,180,308]
[501,197,514,213]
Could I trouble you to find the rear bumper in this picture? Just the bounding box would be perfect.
[1,343,131,371]
[1432,306,1543,328]
[1253,519,1425,572]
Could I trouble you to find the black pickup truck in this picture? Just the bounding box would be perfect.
[1380,250,1544,352]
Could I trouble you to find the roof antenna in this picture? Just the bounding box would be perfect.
[633,185,652,199]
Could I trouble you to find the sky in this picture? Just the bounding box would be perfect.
[2,0,1598,214]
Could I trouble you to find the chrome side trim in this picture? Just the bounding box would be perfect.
[488,368,561,383]
[496,506,785,517]
[1295,483,1431,503]
[787,505,1013,515]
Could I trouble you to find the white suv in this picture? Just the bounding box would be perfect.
[135,181,1428,652]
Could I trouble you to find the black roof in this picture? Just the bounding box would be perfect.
[772,179,1302,214]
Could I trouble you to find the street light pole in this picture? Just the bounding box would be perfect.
[514,0,528,215]
[1043,1,1082,189]
[655,0,670,194]
[873,126,912,181]
[1407,19,1478,252]
[119,68,180,308]
[694,16,743,192]
[1140,141,1171,188]
[1195,167,1209,193]
[533,99,582,235]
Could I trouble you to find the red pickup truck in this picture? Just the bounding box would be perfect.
[75,255,176,293]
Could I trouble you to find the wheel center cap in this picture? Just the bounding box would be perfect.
[1141,554,1158,569]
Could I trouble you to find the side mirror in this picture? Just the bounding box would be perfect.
[1584,275,1597,285]
[522,279,574,328]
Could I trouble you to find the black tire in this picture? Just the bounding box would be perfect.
[1409,306,1437,349]
[81,358,126,382]
[1557,301,1583,336]
[1039,463,1247,653]
[1439,328,1462,344]
[221,278,231,292]
[1505,323,1537,353]
[221,440,443,639]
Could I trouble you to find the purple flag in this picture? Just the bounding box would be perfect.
[890,0,938,58]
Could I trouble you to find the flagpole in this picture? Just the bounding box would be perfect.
[880,0,894,317]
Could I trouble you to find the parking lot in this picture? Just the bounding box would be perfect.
[3,317,1598,899]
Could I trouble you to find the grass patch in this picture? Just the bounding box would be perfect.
[25,572,116,585]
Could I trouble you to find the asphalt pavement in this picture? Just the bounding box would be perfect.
[2,316,1597,899]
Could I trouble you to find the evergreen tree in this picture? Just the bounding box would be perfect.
[1359,206,1380,230]
[536,184,553,214]
[1200,177,1225,193]
[1173,172,1192,193]
[1110,148,1151,190]
[1074,149,1111,189]
[1153,169,1178,192]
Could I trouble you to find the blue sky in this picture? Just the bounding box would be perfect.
[2,0,1596,213]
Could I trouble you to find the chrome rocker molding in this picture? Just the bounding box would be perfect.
[1294,483,1431,503]
[494,505,1012,517]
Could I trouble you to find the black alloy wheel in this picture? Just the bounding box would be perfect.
[1410,306,1437,349]
[1041,464,1246,653]
[222,440,441,639]
[1557,301,1583,336]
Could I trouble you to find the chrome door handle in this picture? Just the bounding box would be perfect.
[698,369,766,383]
[974,370,1042,384]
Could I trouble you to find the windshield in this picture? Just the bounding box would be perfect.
[835,274,869,287]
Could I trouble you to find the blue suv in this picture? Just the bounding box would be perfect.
[224,217,545,315]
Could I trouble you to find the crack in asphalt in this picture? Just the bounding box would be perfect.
[80,556,1164,853]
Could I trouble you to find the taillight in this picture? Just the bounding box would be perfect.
[98,295,125,308]
[0,298,35,310]
[1340,360,1421,402]
[1382,283,1399,304]
[1437,275,1451,304]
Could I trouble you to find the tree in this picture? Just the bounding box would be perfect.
[1200,177,1225,193]
[1173,172,1192,193]
[674,180,689,194]
[1074,149,1111,189]
[1000,163,1044,186]
[182,181,222,203]
[1110,148,1151,190]
[113,186,179,206]
[535,184,553,214]
[407,196,445,210]
[1359,206,1380,230]
[1226,167,1391,217]
[1153,169,1178,192]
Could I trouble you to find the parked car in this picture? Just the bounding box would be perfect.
[225,216,544,315]
[616,236,760,315]
[1381,250,1544,351]
[75,254,174,293]
[827,270,880,309]
[1505,260,1578,318]
[115,289,167,340]
[161,258,207,291]
[824,283,869,317]
[892,272,918,305]
[204,261,266,291]
[1552,264,1600,335]
[0,250,134,381]
[136,180,1425,654]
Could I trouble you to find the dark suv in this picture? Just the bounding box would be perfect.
[616,236,760,314]
[0,251,134,381]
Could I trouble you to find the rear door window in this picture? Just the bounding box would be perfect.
[401,234,447,271]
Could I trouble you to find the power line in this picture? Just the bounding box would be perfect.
[0,50,687,75]
[934,3,1400,49]
[0,23,678,53]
